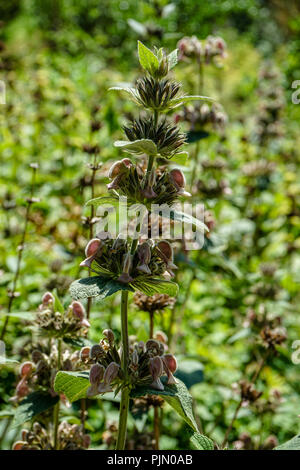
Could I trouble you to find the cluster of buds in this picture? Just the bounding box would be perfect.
[256,63,285,144]
[177,35,227,64]
[133,292,176,313]
[13,343,85,400]
[260,325,287,351]
[80,330,178,395]
[107,157,190,205]
[238,380,262,406]
[13,422,90,450]
[36,292,90,338]
[175,102,227,132]
[234,432,278,450]
[80,237,177,284]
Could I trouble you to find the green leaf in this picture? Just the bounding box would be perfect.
[0,409,15,420]
[54,371,90,402]
[167,49,178,69]
[175,360,204,389]
[131,377,198,432]
[114,139,157,155]
[189,430,214,450]
[172,95,215,105]
[138,41,159,74]
[133,278,179,296]
[169,151,189,165]
[85,195,120,208]
[2,312,34,320]
[52,291,64,314]
[186,130,210,143]
[70,276,134,301]
[275,435,300,450]
[12,392,59,428]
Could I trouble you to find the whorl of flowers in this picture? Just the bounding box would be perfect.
[133,292,176,313]
[36,292,90,338]
[80,330,178,395]
[13,422,90,450]
[177,35,227,64]
[80,237,178,284]
[123,116,186,157]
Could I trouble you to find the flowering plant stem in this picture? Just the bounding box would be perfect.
[116,290,130,450]
[53,338,62,450]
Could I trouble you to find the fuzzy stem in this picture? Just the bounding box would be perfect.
[1,165,37,341]
[149,311,154,338]
[116,290,130,450]
[53,338,62,450]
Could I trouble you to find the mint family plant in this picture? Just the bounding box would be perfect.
[54,41,214,450]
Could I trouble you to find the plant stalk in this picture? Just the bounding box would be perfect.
[116,290,130,450]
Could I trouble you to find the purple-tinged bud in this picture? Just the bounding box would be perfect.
[149,356,164,381]
[162,354,177,373]
[41,292,54,307]
[103,329,115,345]
[89,344,105,361]
[16,378,29,398]
[89,364,105,385]
[21,429,29,441]
[138,341,146,353]
[19,362,33,378]
[142,186,157,199]
[157,240,178,275]
[137,242,152,274]
[70,301,90,328]
[103,362,119,385]
[12,441,26,450]
[162,354,178,385]
[80,347,90,361]
[108,158,132,179]
[80,238,102,268]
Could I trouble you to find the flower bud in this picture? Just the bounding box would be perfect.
[137,242,152,274]
[103,362,120,385]
[80,238,102,268]
[31,350,44,363]
[150,356,163,380]
[154,331,168,345]
[118,253,134,284]
[162,354,177,385]
[70,301,90,328]
[146,339,165,357]
[41,292,54,306]
[80,347,91,361]
[21,429,29,441]
[12,441,26,450]
[89,344,105,361]
[19,361,33,378]
[103,329,115,345]
[89,363,105,385]
[16,378,29,398]
[108,159,132,179]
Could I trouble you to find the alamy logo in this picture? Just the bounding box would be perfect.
[292,80,300,104]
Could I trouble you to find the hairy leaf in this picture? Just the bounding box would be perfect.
[12,392,59,428]
[132,278,179,296]
[138,41,159,74]
[114,139,157,155]
[131,377,198,432]
[189,430,214,450]
[167,49,178,69]
[54,371,90,402]
[85,196,120,208]
[275,435,300,450]
[70,276,134,301]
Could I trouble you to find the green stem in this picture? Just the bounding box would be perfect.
[53,338,62,450]
[116,290,130,450]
